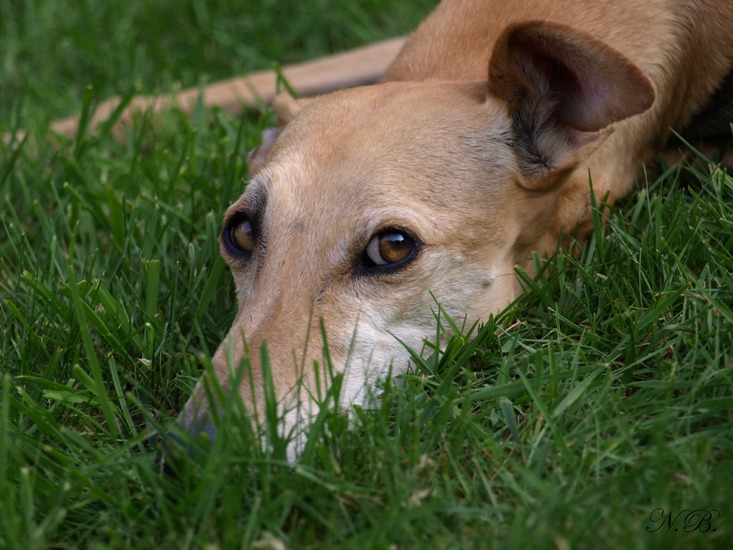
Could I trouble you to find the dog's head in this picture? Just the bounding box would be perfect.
[174,21,654,453]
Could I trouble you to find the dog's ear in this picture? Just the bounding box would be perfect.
[247,94,316,175]
[488,21,655,190]
[247,127,281,175]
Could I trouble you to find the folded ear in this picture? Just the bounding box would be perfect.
[246,127,282,175]
[247,94,316,175]
[488,21,655,190]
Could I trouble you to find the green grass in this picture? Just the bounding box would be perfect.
[1,0,732,547]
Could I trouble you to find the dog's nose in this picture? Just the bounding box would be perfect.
[157,416,217,476]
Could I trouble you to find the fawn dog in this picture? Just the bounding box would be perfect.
[166,0,733,453]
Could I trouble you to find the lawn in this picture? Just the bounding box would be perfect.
[1,0,732,548]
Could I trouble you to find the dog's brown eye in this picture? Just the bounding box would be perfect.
[365,229,417,267]
[229,217,256,255]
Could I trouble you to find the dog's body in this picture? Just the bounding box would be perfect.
[166,0,733,449]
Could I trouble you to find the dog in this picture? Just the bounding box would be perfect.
[136,0,732,455]
[44,38,407,141]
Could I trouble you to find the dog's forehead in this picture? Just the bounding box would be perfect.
[282,80,490,146]
[228,80,512,245]
[243,157,439,239]
[260,81,505,198]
